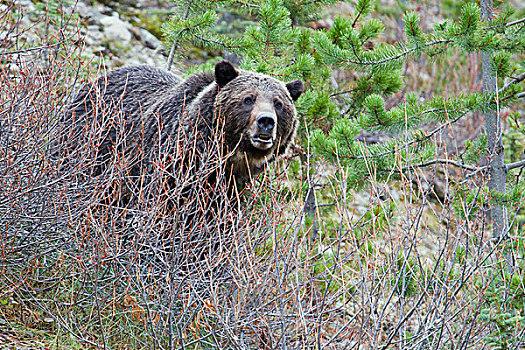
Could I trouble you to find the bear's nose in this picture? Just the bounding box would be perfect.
[256,114,276,133]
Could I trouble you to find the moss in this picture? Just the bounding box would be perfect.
[130,9,171,40]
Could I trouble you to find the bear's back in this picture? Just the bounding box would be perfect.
[68,66,181,122]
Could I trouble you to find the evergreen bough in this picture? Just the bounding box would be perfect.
[163,0,525,237]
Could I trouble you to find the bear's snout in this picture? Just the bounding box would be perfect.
[250,112,277,151]
[256,114,276,133]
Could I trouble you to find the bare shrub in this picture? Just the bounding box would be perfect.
[0,4,319,348]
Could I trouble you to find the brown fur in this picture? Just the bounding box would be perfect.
[66,60,305,187]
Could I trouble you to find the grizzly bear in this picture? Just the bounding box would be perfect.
[66,60,305,191]
[61,60,305,268]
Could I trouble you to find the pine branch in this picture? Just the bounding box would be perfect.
[486,16,525,30]
[498,71,525,96]
[192,34,243,49]
[232,1,259,8]
[166,0,192,72]
[501,90,525,102]
[316,37,452,67]
[395,158,480,172]
[504,16,525,27]
[316,6,520,70]
[339,111,467,161]
[464,165,490,179]
[506,159,525,171]
[352,0,370,28]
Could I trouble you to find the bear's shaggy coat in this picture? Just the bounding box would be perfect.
[67,60,304,185]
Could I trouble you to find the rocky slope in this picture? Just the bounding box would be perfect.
[12,0,170,71]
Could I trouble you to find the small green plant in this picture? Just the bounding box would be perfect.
[392,254,418,297]
[480,270,525,349]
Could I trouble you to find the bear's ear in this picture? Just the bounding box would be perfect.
[286,80,305,101]
[215,60,238,88]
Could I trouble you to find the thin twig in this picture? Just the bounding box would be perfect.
[1,41,65,56]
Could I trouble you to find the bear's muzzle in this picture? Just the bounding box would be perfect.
[251,113,277,150]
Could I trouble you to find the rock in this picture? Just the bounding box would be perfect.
[0,29,12,49]
[72,1,92,19]
[84,25,105,47]
[125,46,163,66]
[139,28,161,49]
[129,27,161,50]
[96,4,114,16]
[99,14,132,43]
[128,27,141,40]
[92,46,112,56]
[72,2,113,26]
[129,27,162,49]
[17,0,35,13]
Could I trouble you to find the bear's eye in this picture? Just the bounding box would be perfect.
[243,96,255,106]
[274,100,283,111]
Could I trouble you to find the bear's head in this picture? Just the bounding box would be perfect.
[213,60,305,178]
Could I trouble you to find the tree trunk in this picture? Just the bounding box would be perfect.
[166,1,192,72]
[480,0,507,239]
[300,149,318,245]
[305,184,318,245]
